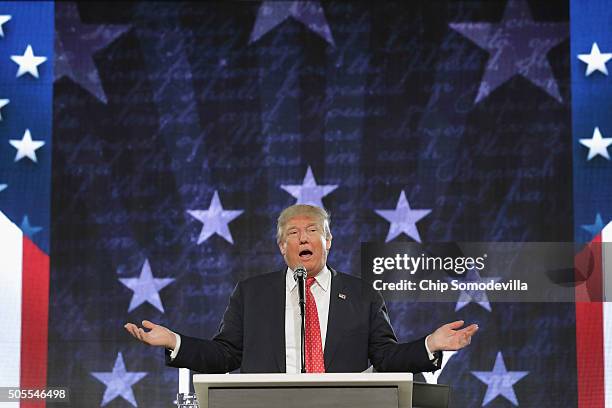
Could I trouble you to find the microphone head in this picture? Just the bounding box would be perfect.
[293,265,307,280]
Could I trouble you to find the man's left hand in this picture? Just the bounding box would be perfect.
[426,320,478,352]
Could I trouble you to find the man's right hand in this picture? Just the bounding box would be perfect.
[124,320,176,350]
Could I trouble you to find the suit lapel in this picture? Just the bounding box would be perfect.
[324,267,346,370]
[270,270,286,372]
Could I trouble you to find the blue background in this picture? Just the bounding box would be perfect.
[5,0,599,406]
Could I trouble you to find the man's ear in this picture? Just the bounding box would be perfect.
[325,234,332,251]
[279,241,286,255]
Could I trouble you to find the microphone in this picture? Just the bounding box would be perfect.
[293,265,307,373]
[293,265,307,310]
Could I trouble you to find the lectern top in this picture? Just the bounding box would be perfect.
[193,372,414,408]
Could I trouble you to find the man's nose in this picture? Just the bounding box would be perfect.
[298,231,309,243]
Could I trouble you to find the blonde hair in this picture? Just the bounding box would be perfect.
[276,204,331,243]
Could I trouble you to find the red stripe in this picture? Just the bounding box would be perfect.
[20,236,49,408]
[576,235,605,408]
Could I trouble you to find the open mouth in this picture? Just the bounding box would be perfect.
[299,249,313,260]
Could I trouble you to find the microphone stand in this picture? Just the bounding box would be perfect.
[294,266,307,373]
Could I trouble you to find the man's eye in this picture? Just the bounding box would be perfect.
[288,231,297,235]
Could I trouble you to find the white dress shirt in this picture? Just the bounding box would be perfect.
[285,266,331,373]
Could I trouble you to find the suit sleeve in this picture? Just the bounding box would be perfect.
[165,282,244,373]
[368,289,441,373]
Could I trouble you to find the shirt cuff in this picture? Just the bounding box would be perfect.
[424,335,435,360]
[169,332,181,360]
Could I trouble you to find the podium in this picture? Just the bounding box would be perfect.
[193,373,449,408]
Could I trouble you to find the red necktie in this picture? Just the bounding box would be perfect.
[305,277,325,373]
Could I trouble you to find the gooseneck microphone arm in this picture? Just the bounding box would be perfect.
[293,265,307,373]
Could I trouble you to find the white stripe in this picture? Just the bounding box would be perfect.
[602,223,612,407]
[0,211,22,408]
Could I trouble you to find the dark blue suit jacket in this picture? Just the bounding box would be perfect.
[167,268,440,373]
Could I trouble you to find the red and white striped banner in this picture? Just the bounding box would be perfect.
[576,221,612,408]
[0,211,49,408]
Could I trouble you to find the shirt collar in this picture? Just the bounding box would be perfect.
[285,265,331,292]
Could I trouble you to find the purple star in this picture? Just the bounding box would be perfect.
[452,268,501,312]
[118,259,174,313]
[55,2,130,103]
[375,191,431,243]
[187,190,244,244]
[281,166,338,208]
[250,1,335,46]
[450,0,567,103]
[91,352,147,407]
[472,352,529,406]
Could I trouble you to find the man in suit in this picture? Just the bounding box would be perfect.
[125,204,478,373]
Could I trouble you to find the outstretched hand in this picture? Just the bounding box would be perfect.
[124,320,176,349]
[426,320,478,352]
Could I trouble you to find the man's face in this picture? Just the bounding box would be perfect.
[278,215,332,276]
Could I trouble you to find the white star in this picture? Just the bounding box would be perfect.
[281,166,338,207]
[0,15,11,37]
[472,352,529,406]
[0,184,6,193]
[187,190,244,244]
[578,42,612,76]
[91,352,147,407]
[579,127,612,160]
[119,259,174,313]
[10,44,47,78]
[0,99,8,120]
[375,190,432,243]
[9,129,45,162]
[453,268,501,312]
